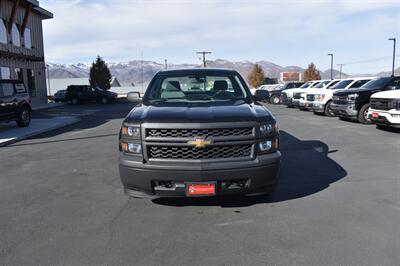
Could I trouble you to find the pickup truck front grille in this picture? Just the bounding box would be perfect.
[148,144,252,160]
[332,95,349,105]
[146,127,253,138]
[307,94,315,101]
[370,98,396,111]
[293,92,302,99]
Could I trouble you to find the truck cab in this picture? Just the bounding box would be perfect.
[330,76,400,123]
[119,69,281,198]
[368,90,400,128]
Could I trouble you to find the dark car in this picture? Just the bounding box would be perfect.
[268,82,304,104]
[65,85,117,104]
[119,68,281,198]
[53,89,67,103]
[330,76,400,123]
[0,80,32,127]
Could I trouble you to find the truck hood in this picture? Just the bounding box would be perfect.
[370,90,400,99]
[282,88,306,96]
[125,101,274,124]
[333,87,379,96]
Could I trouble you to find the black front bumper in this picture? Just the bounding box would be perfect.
[119,152,281,198]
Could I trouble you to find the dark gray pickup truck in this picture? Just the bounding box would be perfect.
[119,68,281,198]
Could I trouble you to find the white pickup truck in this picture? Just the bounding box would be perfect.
[368,90,400,128]
[281,80,321,108]
[293,80,335,110]
[304,77,374,116]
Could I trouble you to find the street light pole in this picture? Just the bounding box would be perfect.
[196,51,212,67]
[328,53,333,80]
[388,38,396,77]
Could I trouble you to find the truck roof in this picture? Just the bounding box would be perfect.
[157,68,239,76]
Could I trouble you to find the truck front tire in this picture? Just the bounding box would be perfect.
[358,104,372,124]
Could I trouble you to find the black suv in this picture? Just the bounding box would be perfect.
[268,82,304,104]
[65,85,117,104]
[0,80,32,127]
[119,68,281,198]
[331,76,400,123]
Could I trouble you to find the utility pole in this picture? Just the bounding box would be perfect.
[141,51,143,94]
[328,53,334,80]
[337,64,345,79]
[46,64,51,96]
[164,59,168,70]
[388,38,396,77]
[196,51,212,67]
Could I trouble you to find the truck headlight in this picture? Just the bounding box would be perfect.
[259,139,279,153]
[315,94,325,101]
[121,126,140,137]
[260,123,278,135]
[120,142,142,154]
[347,93,358,102]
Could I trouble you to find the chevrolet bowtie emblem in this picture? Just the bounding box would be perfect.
[188,138,212,149]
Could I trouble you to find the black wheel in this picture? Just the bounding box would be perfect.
[270,95,281,104]
[358,104,372,124]
[101,97,109,104]
[16,106,31,127]
[71,97,79,105]
[324,101,335,117]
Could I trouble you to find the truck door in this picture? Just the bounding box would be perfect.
[0,82,17,120]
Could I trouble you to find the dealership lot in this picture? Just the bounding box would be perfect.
[0,103,399,265]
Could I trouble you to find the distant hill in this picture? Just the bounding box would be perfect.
[48,59,392,84]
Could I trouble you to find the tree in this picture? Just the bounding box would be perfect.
[303,62,321,81]
[247,64,265,88]
[89,56,112,90]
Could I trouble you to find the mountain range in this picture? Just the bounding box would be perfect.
[47,59,399,85]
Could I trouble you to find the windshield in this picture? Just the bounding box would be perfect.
[361,77,391,89]
[313,81,330,88]
[330,80,353,89]
[327,80,340,88]
[146,74,249,102]
[299,82,312,88]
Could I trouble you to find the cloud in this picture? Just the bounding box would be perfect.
[41,0,400,73]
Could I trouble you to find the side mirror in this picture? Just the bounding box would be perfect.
[127,91,141,102]
[254,90,269,102]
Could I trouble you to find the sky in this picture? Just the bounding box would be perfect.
[40,0,400,74]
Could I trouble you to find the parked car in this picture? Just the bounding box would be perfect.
[268,82,304,104]
[0,80,32,127]
[53,89,67,103]
[292,80,330,109]
[250,84,280,96]
[367,90,400,129]
[305,77,374,116]
[281,80,320,107]
[330,76,400,123]
[119,68,281,198]
[65,85,118,104]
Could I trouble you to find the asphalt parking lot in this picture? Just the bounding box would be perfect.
[0,102,399,265]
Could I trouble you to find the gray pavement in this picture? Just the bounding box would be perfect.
[0,103,399,265]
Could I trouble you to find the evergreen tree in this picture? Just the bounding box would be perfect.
[303,62,321,81]
[247,64,265,88]
[89,56,112,90]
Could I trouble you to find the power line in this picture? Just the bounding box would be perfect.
[342,55,400,65]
